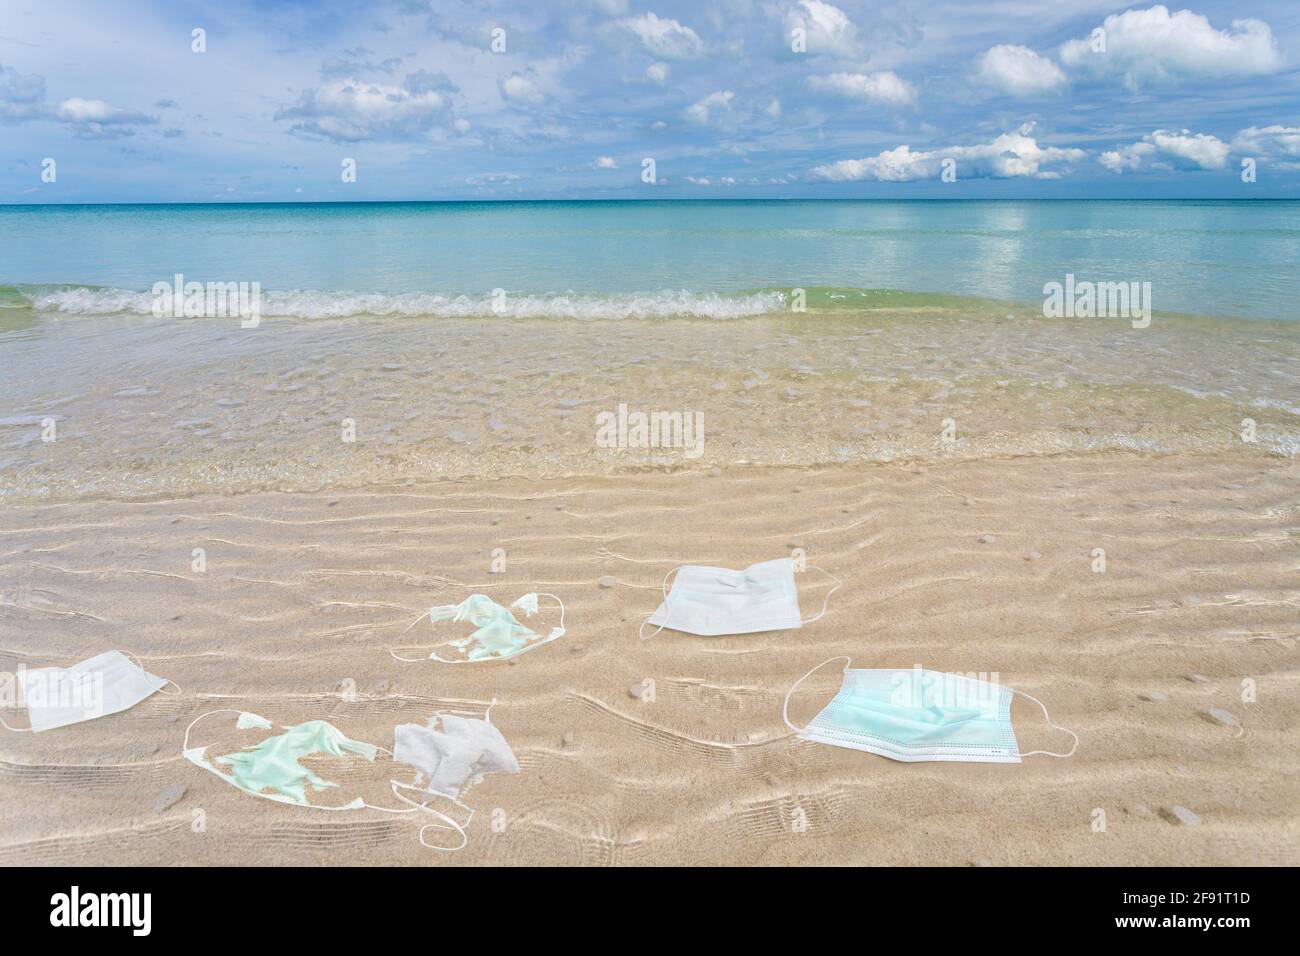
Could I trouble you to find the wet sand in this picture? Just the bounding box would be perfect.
[1,454,1295,865]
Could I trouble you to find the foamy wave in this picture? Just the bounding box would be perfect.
[25,287,787,320]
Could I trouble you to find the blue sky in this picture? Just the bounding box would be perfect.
[1,0,1298,201]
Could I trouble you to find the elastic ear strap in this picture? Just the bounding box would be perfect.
[388,781,472,852]
[782,656,852,733]
[1014,689,1079,758]
[0,715,32,732]
[118,649,181,695]
[181,709,245,752]
[535,592,566,634]
[799,565,842,625]
[638,566,681,640]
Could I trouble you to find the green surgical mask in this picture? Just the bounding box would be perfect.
[183,711,378,809]
[182,709,485,851]
[390,592,566,663]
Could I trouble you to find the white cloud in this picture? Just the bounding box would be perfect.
[619,13,703,59]
[594,155,618,169]
[0,62,47,120]
[975,45,1067,96]
[1060,5,1283,90]
[500,72,545,106]
[1098,141,1156,173]
[811,130,1085,182]
[1100,128,1230,172]
[685,175,736,186]
[1231,125,1300,159]
[645,62,669,84]
[0,63,155,137]
[685,90,733,124]
[783,1,861,59]
[765,97,781,120]
[807,71,915,106]
[464,173,520,186]
[275,76,453,141]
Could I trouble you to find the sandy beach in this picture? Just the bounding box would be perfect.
[2,452,1294,865]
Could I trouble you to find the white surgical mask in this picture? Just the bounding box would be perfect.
[2,650,177,733]
[640,558,839,638]
[783,658,1078,764]
[393,711,519,798]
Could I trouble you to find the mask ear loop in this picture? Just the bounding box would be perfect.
[118,649,181,695]
[1012,689,1079,758]
[181,709,247,753]
[0,715,32,732]
[638,566,682,640]
[533,592,566,640]
[384,780,472,852]
[798,566,841,625]
[782,656,852,733]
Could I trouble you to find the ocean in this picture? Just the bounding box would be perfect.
[1,199,1297,499]
[2,198,1298,320]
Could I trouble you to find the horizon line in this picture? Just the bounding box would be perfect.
[2,196,1297,209]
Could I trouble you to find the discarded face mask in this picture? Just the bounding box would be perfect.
[640,558,840,638]
[182,707,511,851]
[183,714,380,808]
[390,705,519,850]
[390,592,565,663]
[1,650,178,733]
[782,658,1078,764]
[393,710,519,798]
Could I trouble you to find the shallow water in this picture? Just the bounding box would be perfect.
[1,300,1297,500]
[2,200,1298,500]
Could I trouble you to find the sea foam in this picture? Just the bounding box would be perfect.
[25,287,787,320]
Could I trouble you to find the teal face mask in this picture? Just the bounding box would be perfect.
[182,709,507,852]
[390,592,566,663]
[783,658,1077,764]
[183,713,378,808]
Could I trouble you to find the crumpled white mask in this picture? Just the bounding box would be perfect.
[393,713,519,797]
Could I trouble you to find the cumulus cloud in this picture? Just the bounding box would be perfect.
[976,45,1067,96]
[807,71,915,105]
[1231,125,1300,159]
[54,97,157,137]
[275,73,455,142]
[594,155,618,168]
[685,175,736,186]
[619,12,703,59]
[645,62,669,84]
[500,72,545,106]
[1099,128,1230,172]
[0,63,49,120]
[783,1,861,58]
[685,90,733,124]
[811,130,1085,182]
[0,62,155,137]
[1060,5,1283,90]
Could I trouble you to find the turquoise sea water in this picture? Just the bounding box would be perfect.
[2,198,1298,498]
[1,199,1297,321]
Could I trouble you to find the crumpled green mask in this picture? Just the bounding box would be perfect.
[391,592,566,663]
[185,717,378,808]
